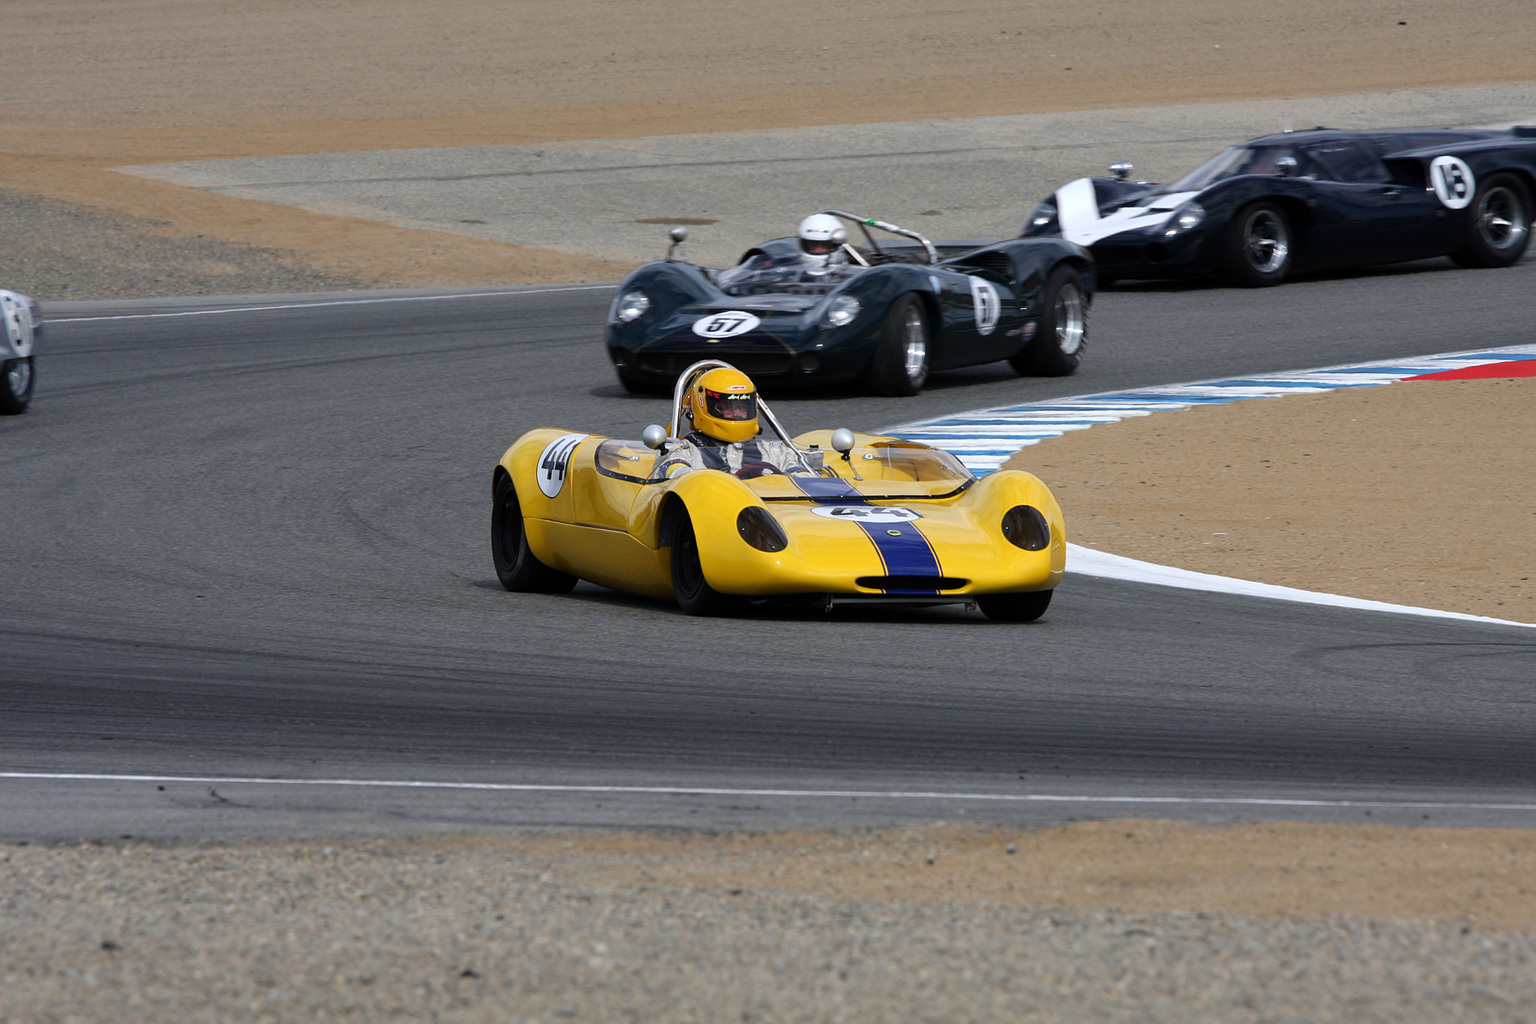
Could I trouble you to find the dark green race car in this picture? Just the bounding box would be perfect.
[606,211,1094,396]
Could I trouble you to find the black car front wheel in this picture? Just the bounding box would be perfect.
[1451,173,1532,268]
[1010,265,1087,377]
[0,357,33,415]
[491,473,577,593]
[864,294,930,396]
[1223,202,1292,286]
[977,589,1053,622]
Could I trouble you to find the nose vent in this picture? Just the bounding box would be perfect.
[857,576,970,591]
[1001,505,1051,551]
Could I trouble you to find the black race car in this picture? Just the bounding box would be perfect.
[606,211,1093,396]
[1020,127,1536,286]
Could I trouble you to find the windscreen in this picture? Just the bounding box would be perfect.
[717,253,865,297]
[1164,145,1312,192]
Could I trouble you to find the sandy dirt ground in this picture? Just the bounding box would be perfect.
[5,4,1536,1013]
[5,0,1535,287]
[7,824,1536,1022]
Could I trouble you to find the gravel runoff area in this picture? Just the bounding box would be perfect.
[0,188,366,301]
[7,824,1536,1023]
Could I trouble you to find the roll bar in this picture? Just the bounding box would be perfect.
[819,210,939,265]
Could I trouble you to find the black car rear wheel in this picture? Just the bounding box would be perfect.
[1450,173,1532,268]
[1010,265,1087,377]
[1223,202,1292,286]
[670,507,744,616]
[0,357,33,415]
[864,294,930,396]
[977,589,1053,622]
[491,473,577,593]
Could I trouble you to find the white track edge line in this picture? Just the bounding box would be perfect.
[3,772,1535,811]
[1067,543,1536,629]
[46,284,615,324]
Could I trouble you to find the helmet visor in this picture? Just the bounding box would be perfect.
[703,388,757,421]
[800,237,835,256]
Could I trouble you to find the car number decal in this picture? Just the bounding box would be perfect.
[1430,156,1476,210]
[811,505,922,523]
[0,291,34,357]
[692,311,761,340]
[970,279,1001,336]
[535,433,589,498]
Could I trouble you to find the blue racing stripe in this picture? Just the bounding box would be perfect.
[789,475,944,595]
[855,519,943,596]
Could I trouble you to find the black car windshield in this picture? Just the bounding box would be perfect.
[1164,145,1311,192]
[717,253,866,297]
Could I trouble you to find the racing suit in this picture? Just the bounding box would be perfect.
[656,433,811,479]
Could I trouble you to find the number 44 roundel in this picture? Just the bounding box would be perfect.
[536,433,589,498]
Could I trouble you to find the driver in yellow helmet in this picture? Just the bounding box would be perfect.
[659,366,810,479]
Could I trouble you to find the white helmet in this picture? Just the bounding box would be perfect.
[797,213,842,264]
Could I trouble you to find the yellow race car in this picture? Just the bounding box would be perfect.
[490,361,1065,619]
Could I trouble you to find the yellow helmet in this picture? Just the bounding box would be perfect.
[688,366,759,444]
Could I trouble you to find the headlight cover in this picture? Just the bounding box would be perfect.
[737,506,788,553]
[821,294,861,330]
[613,289,651,324]
[1000,505,1051,551]
[1164,201,1205,237]
[1023,200,1058,236]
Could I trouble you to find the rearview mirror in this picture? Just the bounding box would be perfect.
[831,428,856,454]
[642,424,669,450]
[1108,161,1134,181]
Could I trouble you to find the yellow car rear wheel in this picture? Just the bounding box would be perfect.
[492,474,577,593]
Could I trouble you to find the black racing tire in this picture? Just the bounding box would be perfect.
[491,473,577,593]
[615,368,670,395]
[670,507,744,617]
[1010,265,1087,377]
[1222,202,1292,287]
[0,356,33,415]
[1449,173,1532,269]
[976,589,1052,622]
[863,294,931,396]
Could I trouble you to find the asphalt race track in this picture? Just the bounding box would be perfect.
[3,257,1535,841]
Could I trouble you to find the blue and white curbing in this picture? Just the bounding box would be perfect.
[884,343,1536,629]
[885,343,1536,476]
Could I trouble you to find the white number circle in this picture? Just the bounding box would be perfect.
[1430,156,1476,210]
[692,311,761,339]
[970,279,1001,336]
[535,433,589,498]
[0,290,34,358]
[811,505,923,523]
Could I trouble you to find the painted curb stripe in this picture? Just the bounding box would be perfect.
[1407,358,1536,381]
[885,343,1536,474]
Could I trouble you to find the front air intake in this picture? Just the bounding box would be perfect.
[857,576,970,591]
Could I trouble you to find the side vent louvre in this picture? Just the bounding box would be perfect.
[947,250,1013,278]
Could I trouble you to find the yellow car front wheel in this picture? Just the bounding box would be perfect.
[670,507,744,617]
[976,590,1052,622]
